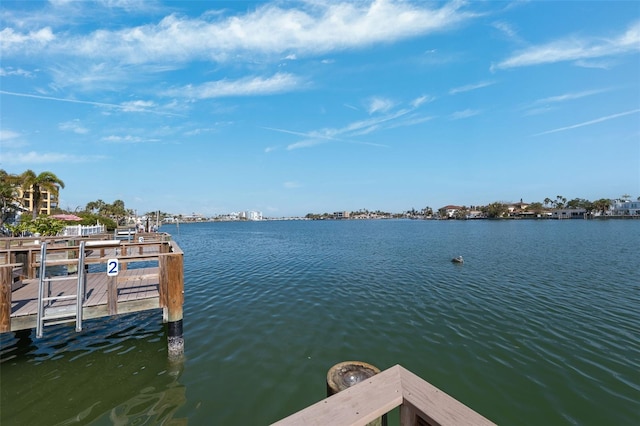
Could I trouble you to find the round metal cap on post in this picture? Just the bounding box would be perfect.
[326,361,387,426]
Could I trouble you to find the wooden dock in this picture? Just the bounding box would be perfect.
[1,234,184,357]
[8,266,161,331]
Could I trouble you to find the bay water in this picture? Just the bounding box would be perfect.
[1,219,639,425]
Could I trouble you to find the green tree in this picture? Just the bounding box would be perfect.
[108,199,128,225]
[527,202,545,215]
[0,170,21,226]
[20,170,65,220]
[454,206,469,219]
[593,198,611,215]
[84,199,131,225]
[85,199,107,215]
[554,195,567,209]
[483,202,508,218]
[6,215,65,236]
[566,198,594,213]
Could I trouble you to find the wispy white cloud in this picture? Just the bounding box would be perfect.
[0,90,181,116]
[0,129,27,149]
[283,181,302,189]
[0,27,54,52]
[367,97,395,114]
[121,100,156,112]
[0,129,21,141]
[0,67,35,78]
[287,139,326,150]
[2,1,477,63]
[522,88,612,116]
[533,109,640,136]
[164,73,303,99]
[268,93,434,150]
[411,95,435,108]
[185,127,223,136]
[450,109,481,120]
[59,119,89,134]
[492,21,519,40]
[494,20,640,70]
[101,135,159,144]
[2,151,106,165]
[449,80,496,95]
[574,59,614,70]
[532,89,610,106]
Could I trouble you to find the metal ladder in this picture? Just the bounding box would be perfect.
[36,241,87,338]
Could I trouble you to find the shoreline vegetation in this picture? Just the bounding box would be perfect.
[170,213,640,223]
[2,169,639,228]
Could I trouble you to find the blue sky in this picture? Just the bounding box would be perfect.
[1,1,639,217]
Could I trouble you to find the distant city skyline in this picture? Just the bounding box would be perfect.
[1,1,639,217]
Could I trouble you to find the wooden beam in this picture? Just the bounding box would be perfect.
[272,365,496,426]
[398,366,495,426]
[0,265,12,332]
[273,366,403,426]
[107,275,118,315]
[159,253,184,323]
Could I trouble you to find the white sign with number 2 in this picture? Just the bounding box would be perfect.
[107,258,119,276]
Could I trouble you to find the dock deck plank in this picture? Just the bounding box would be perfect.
[9,267,160,330]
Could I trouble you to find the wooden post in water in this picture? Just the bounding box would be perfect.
[0,265,12,332]
[327,361,387,426]
[107,275,118,315]
[160,249,184,360]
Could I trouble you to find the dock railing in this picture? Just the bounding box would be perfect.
[272,364,495,426]
[63,224,106,236]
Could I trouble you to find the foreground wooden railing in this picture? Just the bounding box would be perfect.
[272,365,495,426]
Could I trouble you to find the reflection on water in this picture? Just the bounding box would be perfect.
[1,311,187,425]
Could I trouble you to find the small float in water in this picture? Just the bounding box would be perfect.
[451,256,464,264]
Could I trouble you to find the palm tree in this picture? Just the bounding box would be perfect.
[593,198,611,215]
[20,170,65,219]
[555,195,567,209]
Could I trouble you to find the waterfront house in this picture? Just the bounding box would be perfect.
[610,199,640,216]
[440,205,463,218]
[551,208,587,219]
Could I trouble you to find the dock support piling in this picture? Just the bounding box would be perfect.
[160,250,184,360]
[1,266,12,332]
[167,319,184,360]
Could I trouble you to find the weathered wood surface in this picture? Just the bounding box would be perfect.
[272,365,495,426]
[7,267,160,331]
[0,265,12,332]
[160,253,184,322]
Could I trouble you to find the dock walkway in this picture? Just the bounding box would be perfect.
[10,266,160,331]
[1,235,184,357]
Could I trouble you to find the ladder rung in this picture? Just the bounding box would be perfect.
[43,276,75,282]
[42,295,78,302]
[41,318,78,327]
[43,306,77,319]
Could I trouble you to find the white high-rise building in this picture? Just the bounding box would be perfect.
[246,210,263,221]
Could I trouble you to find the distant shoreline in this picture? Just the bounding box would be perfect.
[161,214,640,224]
